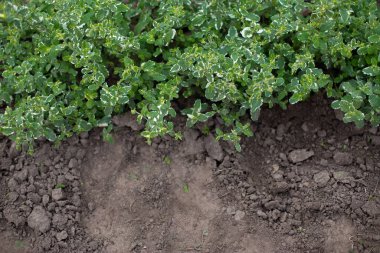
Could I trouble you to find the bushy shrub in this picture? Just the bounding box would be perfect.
[0,0,379,150]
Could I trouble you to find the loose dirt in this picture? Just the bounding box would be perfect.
[0,95,379,253]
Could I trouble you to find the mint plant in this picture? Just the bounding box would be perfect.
[0,0,379,150]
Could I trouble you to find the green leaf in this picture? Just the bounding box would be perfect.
[368,35,380,44]
[44,128,57,141]
[183,183,189,193]
[134,13,152,34]
[227,26,238,38]
[231,52,239,63]
[331,100,340,110]
[205,81,228,101]
[192,15,206,26]
[289,93,304,104]
[77,119,92,132]
[214,18,223,30]
[249,97,263,118]
[151,73,167,81]
[234,143,242,152]
[339,9,351,24]
[344,110,365,124]
[245,13,260,22]
[194,99,202,112]
[170,64,181,73]
[0,92,12,104]
[163,156,171,165]
[141,61,156,72]
[55,183,65,189]
[363,66,380,76]
[241,27,253,38]
[1,126,14,136]
[369,95,380,109]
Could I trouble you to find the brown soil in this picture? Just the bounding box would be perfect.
[0,95,379,253]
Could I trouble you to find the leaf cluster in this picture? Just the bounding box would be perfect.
[0,0,379,149]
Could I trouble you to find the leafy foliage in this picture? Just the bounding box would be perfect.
[0,0,379,149]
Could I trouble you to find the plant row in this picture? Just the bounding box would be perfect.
[0,0,379,150]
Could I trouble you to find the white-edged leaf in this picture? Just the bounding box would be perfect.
[241,27,253,38]
[170,64,181,73]
[363,66,380,76]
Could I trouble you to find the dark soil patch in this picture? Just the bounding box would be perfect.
[0,95,379,253]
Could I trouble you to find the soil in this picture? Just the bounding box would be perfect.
[0,94,379,253]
